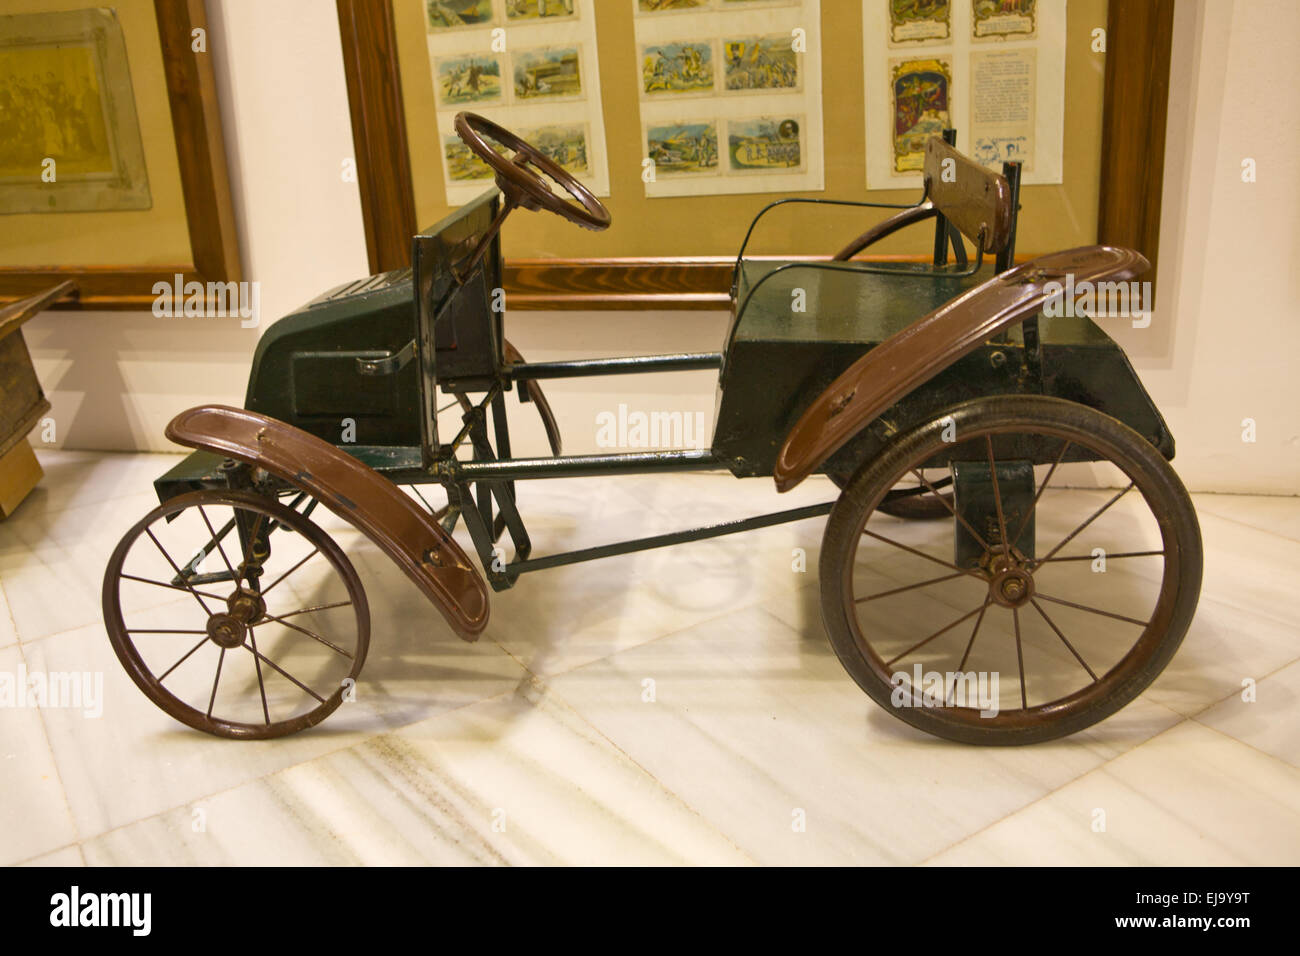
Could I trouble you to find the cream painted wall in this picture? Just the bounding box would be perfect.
[1104,0,1300,495]
[20,0,1299,495]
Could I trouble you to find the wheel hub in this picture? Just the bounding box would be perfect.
[226,586,266,624]
[206,612,246,649]
[988,559,1034,608]
[207,587,266,648]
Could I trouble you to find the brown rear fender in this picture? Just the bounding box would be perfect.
[773,245,1150,492]
[166,405,489,641]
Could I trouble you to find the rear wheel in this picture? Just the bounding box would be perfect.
[103,489,369,739]
[819,396,1201,745]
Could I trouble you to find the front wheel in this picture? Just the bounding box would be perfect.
[103,489,370,739]
[819,396,1201,745]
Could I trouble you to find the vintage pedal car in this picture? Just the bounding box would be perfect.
[102,114,1201,745]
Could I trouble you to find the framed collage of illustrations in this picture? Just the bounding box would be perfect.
[423,0,613,206]
[633,0,824,199]
[0,0,239,310]
[863,0,1068,187]
[342,0,1172,309]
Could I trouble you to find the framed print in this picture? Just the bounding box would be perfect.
[0,8,153,214]
[0,0,239,310]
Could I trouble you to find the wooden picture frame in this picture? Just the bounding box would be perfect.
[340,0,1173,310]
[0,0,239,310]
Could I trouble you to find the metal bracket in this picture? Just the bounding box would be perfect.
[355,339,416,376]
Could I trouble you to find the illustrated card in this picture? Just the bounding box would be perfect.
[425,0,496,30]
[645,120,720,175]
[971,0,1037,41]
[505,0,577,22]
[726,116,804,172]
[433,53,504,106]
[888,0,952,45]
[511,45,584,101]
[640,40,715,96]
[721,34,801,93]
[890,56,952,173]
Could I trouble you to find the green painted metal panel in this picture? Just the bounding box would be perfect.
[714,260,1174,480]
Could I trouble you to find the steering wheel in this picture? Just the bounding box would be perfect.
[454,112,611,232]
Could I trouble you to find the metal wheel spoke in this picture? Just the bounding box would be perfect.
[862,528,987,581]
[259,546,320,597]
[409,484,448,521]
[884,476,951,503]
[206,647,226,718]
[254,611,353,660]
[119,573,227,602]
[157,636,210,682]
[856,571,965,604]
[197,506,238,579]
[1034,483,1134,567]
[126,629,207,635]
[1035,549,1164,564]
[144,528,213,616]
[911,468,992,551]
[955,598,992,673]
[248,627,271,726]
[1030,598,1098,681]
[947,598,992,705]
[240,642,326,704]
[1013,607,1027,710]
[262,600,352,621]
[1010,439,1070,550]
[1035,591,1149,628]
[985,435,1010,554]
[885,603,988,668]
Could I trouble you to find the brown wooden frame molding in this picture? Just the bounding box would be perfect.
[337,0,416,276]
[0,0,240,310]
[1097,0,1175,287]
[343,0,1173,310]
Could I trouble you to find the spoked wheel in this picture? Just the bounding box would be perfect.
[103,489,369,739]
[820,396,1201,745]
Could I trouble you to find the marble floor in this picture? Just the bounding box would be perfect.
[1,449,1298,866]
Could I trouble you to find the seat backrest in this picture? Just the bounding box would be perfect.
[923,137,1012,254]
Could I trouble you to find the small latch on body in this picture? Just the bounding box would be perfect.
[356,340,416,376]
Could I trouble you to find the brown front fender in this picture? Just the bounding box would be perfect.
[166,405,489,641]
[773,245,1150,492]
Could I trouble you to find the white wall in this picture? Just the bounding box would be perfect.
[21,0,1300,494]
[1106,0,1300,495]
